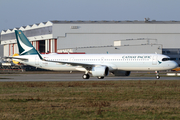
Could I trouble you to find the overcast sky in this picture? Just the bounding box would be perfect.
[0,0,179,31]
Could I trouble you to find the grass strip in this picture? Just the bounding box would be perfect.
[0,80,180,119]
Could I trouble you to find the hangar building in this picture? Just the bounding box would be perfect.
[1,20,180,65]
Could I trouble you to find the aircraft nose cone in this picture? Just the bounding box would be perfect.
[173,61,178,68]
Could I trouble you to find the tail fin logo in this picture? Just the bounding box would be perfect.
[18,34,33,55]
[15,30,39,56]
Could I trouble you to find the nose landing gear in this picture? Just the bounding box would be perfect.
[155,71,160,79]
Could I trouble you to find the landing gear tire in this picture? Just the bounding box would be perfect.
[82,74,90,79]
[97,76,104,79]
[156,75,160,79]
[155,71,160,79]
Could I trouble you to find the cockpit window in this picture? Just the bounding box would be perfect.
[162,58,170,61]
[170,58,176,60]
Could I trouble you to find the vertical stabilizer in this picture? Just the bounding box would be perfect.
[15,30,43,59]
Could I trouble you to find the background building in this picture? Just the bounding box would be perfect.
[0,34,3,60]
[1,20,180,65]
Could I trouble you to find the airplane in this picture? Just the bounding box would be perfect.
[8,30,178,79]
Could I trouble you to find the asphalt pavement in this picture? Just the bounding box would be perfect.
[0,73,180,82]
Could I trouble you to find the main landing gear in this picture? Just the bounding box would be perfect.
[97,76,104,79]
[82,74,104,79]
[155,71,160,79]
[82,74,90,79]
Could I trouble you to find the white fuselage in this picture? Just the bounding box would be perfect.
[16,53,178,72]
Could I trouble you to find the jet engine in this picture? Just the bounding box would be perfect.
[91,66,109,77]
[111,70,131,76]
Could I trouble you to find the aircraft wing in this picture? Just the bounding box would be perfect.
[43,59,99,68]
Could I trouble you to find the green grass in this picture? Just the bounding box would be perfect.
[0,80,180,119]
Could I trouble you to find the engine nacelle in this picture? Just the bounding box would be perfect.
[111,70,131,76]
[91,66,109,77]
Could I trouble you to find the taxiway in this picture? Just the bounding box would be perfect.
[0,73,180,82]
